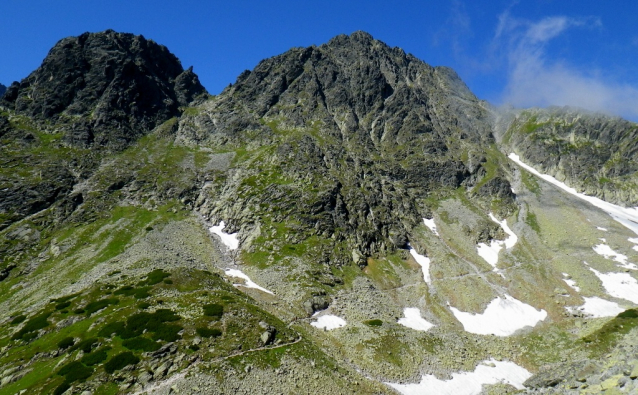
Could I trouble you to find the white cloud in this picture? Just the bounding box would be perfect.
[497,13,638,120]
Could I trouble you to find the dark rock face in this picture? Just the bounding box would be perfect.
[184,31,509,259]
[0,31,207,233]
[2,30,206,149]
[0,83,6,98]
[500,107,638,205]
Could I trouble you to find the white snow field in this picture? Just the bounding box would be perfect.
[569,296,624,318]
[397,308,434,331]
[476,214,517,271]
[386,359,532,395]
[593,243,636,270]
[224,269,274,294]
[489,213,518,249]
[450,294,547,336]
[209,221,239,250]
[630,238,638,252]
[509,154,638,236]
[408,244,431,284]
[423,218,440,236]
[562,273,580,292]
[310,315,347,330]
[597,227,608,231]
[589,268,638,304]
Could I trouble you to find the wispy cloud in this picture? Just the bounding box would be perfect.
[496,13,638,120]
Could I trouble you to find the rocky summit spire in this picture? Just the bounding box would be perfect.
[1,30,207,149]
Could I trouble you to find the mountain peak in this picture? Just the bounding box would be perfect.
[1,30,207,149]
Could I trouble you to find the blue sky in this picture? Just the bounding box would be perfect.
[1,1,637,120]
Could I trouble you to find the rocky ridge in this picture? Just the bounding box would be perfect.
[496,106,638,206]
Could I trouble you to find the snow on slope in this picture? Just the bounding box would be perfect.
[509,154,638,236]
[562,273,580,292]
[589,267,638,304]
[450,295,547,336]
[209,221,239,250]
[476,214,518,271]
[569,296,624,318]
[423,218,439,236]
[224,269,274,294]
[397,308,434,331]
[593,243,637,270]
[409,244,431,284]
[386,359,531,395]
[311,315,347,330]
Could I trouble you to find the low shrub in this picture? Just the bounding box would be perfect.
[12,312,52,340]
[53,381,71,395]
[203,304,223,318]
[97,321,126,338]
[145,269,170,285]
[84,298,119,315]
[364,319,383,327]
[57,337,75,349]
[122,337,161,352]
[196,327,222,338]
[71,337,98,353]
[80,347,110,366]
[151,324,183,342]
[58,361,93,382]
[104,352,140,374]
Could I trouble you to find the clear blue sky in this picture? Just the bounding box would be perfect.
[1,1,637,120]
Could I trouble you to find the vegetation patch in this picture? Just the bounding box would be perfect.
[12,311,52,340]
[203,303,224,318]
[364,319,383,327]
[71,337,99,353]
[84,298,119,315]
[104,352,140,374]
[57,361,93,382]
[196,327,222,338]
[143,269,171,285]
[581,309,638,355]
[122,337,161,351]
[10,314,26,325]
[81,347,111,366]
[57,336,75,349]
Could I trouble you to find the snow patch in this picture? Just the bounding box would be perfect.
[385,359,532,395]
[224,269,274,294]
[310,315,346,330]
[569,296,624,318]
[489,213,518,249]
[397,308,434,332]
[629,238,638,252]
[509,154,638,237]
[476,214,518,272]
[589,268,638,304]
[409,244,431,284]
[450,294,547,336]
[423,218,440,236]
[562,273,580,292]
[209,221,239,250]
[593,244,637,270]
[597,227,608,231]
[476,241,503,268]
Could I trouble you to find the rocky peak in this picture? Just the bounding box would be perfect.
[181,32,509,259]
[0,83,6,98]
[1,30,207,149]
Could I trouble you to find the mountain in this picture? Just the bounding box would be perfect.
[2,30,206,149]
[1,31,638,395]
[0,83,6,97]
